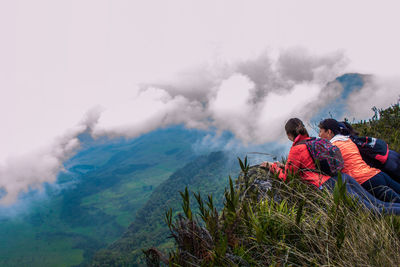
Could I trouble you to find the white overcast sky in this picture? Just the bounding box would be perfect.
[1,0,400,203]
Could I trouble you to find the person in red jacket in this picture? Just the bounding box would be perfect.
[260,118,330,187]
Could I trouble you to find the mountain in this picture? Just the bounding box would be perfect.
[311,73,366,122]
[0,127,205,267]
[92,151,238,266]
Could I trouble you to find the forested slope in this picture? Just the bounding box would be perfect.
[92,152,238,266]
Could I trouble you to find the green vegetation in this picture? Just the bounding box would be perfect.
[153,163,400,266]
[352,104,400,151]
[92,152,238,266]
[147,105,400,266]
[0,127,202,267]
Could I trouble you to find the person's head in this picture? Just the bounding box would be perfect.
[340,121,359,136]
[285,118,309,141]
[318,118,340,140]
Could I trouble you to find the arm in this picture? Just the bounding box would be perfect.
[269,147,302,181]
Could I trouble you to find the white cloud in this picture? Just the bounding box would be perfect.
[208,74,256,139]
[346,76,400,120]
[0,126,83,204]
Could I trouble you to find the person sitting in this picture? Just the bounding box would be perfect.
[319,118,400,203]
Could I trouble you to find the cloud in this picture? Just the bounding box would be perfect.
[208,74,256,140]
[0,109,101,205]
[94,48,349,146]
[92,87,209,139]
[0,130,80,205]
[346,76,400,120]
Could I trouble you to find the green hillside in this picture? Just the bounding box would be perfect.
[92,152,238,266]
[0,127,202,267]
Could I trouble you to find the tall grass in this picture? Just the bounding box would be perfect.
[149,158,400,266]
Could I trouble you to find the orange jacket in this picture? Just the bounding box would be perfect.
[332,138,380,184]
[270,135,331,187]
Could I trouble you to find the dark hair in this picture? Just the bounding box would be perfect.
[340,121,359,136]
[285,118,309,138]
[318,118,341,135]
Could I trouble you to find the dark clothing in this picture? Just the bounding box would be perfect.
[382,150,400,182]
[361,171,400,203]
[325,174,400,215]
[349,135,400,182]
[349,135,389,167]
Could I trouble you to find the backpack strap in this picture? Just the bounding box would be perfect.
[292,138,326,175]
[293,137,315,146]
[295,140,307,146]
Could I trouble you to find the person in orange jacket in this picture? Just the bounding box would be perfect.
[319,118,400,203]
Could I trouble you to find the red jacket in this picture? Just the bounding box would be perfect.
[270,135,331,187]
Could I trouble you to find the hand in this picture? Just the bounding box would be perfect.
[275,161,285,169]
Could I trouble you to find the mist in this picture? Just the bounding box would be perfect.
[346,76,400,120]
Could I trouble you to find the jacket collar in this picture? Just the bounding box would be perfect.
[293,134,310,146]
[330,134,349,143]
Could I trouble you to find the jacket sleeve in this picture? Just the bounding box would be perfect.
[270,147,302,181]
[375,143,389,164]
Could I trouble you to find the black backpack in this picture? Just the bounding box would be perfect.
[349,136,389,168]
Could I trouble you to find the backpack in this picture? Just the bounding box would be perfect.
[296,137,344,176]
[349,136,389,168]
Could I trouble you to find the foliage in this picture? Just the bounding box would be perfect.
[352,104,400,152]
[151,162,400,266]
[91,152,237,266]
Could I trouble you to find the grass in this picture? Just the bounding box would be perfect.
[158,162,400,266]
[0,220,84,267]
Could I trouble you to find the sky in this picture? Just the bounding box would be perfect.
[1,0,400,204]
